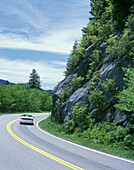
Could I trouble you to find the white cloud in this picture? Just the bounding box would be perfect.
[0,0,90,89]
[0,24,83,54]
[51,61,66,66]
[0,57,65,89]
[0,0,89,54]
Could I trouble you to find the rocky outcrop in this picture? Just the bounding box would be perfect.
[52,34,132,125]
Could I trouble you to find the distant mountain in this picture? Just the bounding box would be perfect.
[0,79,15,85]
[45,89,52,93]
[0,79,52,92]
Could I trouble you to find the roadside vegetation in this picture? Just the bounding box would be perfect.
[0,84,52,113]
[39,116,134,160]
[1,0,134,160]
[0,69,52,113]
[39,68,134,158]
[40,0,134,160]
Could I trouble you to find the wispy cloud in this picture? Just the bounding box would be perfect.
[0,0,90,89]
[0,57,65,89]
[51,61,66,66]
[0,0,90,54]
[0,24,83,54]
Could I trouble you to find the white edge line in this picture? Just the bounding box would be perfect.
[36,117,134,164]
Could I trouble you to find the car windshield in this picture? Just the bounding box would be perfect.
[21,114,32,117]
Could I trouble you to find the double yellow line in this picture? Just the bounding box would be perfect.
[7,119,84,170]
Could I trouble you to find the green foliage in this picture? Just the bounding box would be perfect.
[89,78,117,112]
[110,0,133,30]
[86,50,101,81]
[71,40,79,55]
[58,87,71,103]
[101,78,117,95]
[65,0,133,77]
[65,48,84,76]
[80,35,98,49]
[65,1,134,77]
[0,84,52,113]
[90,0,113,37]
[90,0,108,20]
[72,104,89,131]
[86,122,134,149]
[52,0,134,152]
[89,89,106,110]
[90,72,100,90]
[28,69,41,89]
[71,75,85,91]
[115,68,134,112]
[64,103,95,134]
[64,119,75,134]
[39,117,134,159]
[107,14,134,61]
[82,21,98,37]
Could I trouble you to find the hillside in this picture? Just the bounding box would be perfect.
[0,79,15,85]
[52,1,134,126]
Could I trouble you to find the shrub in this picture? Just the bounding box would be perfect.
[66,48,84,76]
[0,84,52,113]
[87,50,101,80]
[89,89,106,110]
[71,75,85,92]
[90,72,100,90]
[101,78,117,95]
[72,103,93,132]
[58,87,71,103]
[64,119,75,134]
[86,122,134,149]
[115,68,134,112]
[80,35,98,49]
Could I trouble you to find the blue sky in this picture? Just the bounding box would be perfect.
[0,0,90,89]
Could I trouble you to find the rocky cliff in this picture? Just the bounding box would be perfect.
[52,30,133,125]
[51,0,134,125]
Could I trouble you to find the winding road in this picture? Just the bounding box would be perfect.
[0,113,134,170]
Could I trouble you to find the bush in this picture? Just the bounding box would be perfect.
[66,48,84,76]
[115,68,134,112]
[89,89,106,110]
[64,119,75,134]
[90,72,100,90]
[72,103,94,132]
[0,84,52,113]
[86,122,134,149]
[71,75,85,92]
[86,50,101,81]
[58,87,71,103]
[101,78,117,95]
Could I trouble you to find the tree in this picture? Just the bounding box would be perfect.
[115,68,134,112]
[5,80,10,85]
[71,40,78,55]
[28,69,41,89]
[110,0,133,30]
[0,84,52,113]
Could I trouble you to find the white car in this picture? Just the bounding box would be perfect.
[20,114,34,125]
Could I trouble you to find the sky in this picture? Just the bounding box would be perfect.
[0,0,90,90]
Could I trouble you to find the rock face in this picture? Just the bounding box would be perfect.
[52,35,131,125]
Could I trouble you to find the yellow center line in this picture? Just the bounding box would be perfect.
[7,118,84,170]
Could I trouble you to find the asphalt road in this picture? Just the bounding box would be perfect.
[0,113,134,170]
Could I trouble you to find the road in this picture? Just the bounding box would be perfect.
[0,113,134,170]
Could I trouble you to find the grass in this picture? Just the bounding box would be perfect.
[0,112,20,115]
[39,116,134,160]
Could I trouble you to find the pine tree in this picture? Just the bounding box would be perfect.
[28,69,41,89]
[5,80,10,85]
